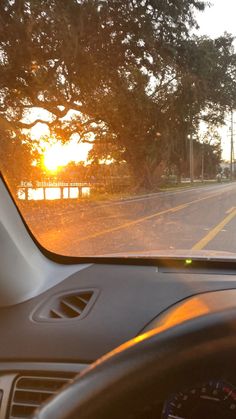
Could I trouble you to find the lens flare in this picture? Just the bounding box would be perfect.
[43,141,92,172]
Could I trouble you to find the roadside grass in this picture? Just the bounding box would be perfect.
[159,179,230,192]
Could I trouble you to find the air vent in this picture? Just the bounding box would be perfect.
[9,373,76,418]
[49,292,93,319]
[33,289,98,322]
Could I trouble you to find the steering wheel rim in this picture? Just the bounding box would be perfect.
[34,308,236,419]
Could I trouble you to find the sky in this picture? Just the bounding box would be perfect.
[196,0,236,38]
[196,0,236,160]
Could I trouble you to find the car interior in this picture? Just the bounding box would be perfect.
[0,174,236,419]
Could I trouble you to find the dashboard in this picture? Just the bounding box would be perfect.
[4,372,234,418]
[1,260,236,418]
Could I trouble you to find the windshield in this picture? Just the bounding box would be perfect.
[1,0,236,259]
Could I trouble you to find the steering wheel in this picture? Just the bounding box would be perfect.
[34,308,236,419]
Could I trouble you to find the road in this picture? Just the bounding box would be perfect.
[25,183,236,257]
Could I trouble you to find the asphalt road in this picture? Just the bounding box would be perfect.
[26,182,236,257]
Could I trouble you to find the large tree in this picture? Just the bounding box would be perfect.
[0,0,206,185]
[0,0,235,190]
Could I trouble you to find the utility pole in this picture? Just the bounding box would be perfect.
[190,131,194,183]
[201,143,204,182]
[231,109,234,181]
[189,109,194,184]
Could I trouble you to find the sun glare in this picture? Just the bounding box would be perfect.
[43,144,66,172]
[27,119,93,172]
[42,140,93,172]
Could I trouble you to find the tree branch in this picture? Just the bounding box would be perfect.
[17,119,54,129]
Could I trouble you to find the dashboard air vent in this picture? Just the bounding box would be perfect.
[49,291,94,319]
[33,289,98,322]
[9,373,75,418]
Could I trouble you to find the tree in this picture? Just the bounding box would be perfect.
[0,0,235,191]
[163,34,236,179]
[0,129,39,193]
[0,0,207,190]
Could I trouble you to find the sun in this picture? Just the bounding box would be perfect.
[43,143,66,172]
[42,139,93,173]
[28,119,94,171]
[44,154,60,172]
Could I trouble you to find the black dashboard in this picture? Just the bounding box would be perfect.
[1,262,236,363]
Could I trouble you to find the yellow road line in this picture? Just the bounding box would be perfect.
[170,204,189,213]
[226,207,235,214]
[78,191,224,242]
[192,208,236,250]
[78,206,190,242]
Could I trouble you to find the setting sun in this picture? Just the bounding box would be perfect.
[26,121,93,172]
[43,143,67,172]
[41,139,93,172]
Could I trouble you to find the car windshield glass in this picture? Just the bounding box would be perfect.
[1,0,236,259]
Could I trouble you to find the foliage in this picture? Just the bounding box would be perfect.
[0,129,39,192]
[0,0,235,190]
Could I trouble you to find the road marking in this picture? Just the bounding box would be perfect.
[77,191,224,242]
[192,208,236,250]
[78,205,189,242]
[170,204,189,213]
[226,207,236,214]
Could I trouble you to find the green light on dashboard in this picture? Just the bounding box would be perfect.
[185,259,192,265]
